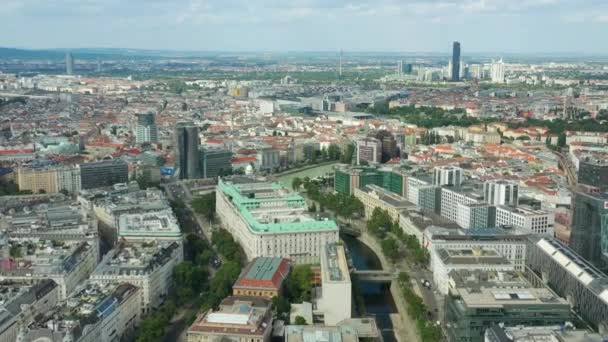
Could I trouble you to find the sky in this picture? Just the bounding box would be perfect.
[1,0,608,54]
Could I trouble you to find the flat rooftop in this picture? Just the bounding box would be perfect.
[438,247,512,266]
[359,185,410,208]
[218,178,338,234]
[322,243,350,283]
[234,257,290,290]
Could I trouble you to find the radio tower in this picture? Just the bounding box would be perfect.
[339,49,343,78]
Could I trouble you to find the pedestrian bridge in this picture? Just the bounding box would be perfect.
[351,270,397,282]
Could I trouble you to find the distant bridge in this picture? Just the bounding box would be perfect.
[340,225,361,237]
[352,270,397,282]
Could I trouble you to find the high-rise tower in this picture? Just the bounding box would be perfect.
[136,113,158,144]
[451,42,460,82]
[175,122,200,180]
[65,52,74,75]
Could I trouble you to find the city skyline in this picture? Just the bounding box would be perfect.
[1,0,608,54]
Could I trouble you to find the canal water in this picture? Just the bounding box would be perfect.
[276,162,338,188]
[342,235,398,342]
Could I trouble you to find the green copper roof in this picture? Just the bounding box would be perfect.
[218,179,338,234]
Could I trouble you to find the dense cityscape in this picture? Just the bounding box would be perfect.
[2,4,608,341]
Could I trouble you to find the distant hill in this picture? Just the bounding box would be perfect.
[0,47,172,61]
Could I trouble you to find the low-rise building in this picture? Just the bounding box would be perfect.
[446,269,571,342]
[232,257,290,299]
[285,325,359,342]
[424,227,528,271]
[354,184,411,222]
[495,205,554,236]
[188,296,273,342]
[484,325,604,342]
[316,243,352,326]
[118,209,182,242]
[0,280,59,342]
[91,241,183,313]
[22,282,140,342]
[0,239,98,299]
[431,247,515,294]
[216,177,338,264]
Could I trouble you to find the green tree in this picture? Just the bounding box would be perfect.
[191,192,216,221]
[294,316,308,325]
[340,143,355,164]
[271,296,291,319]
[292,177,303,191]
[9,245,22,259]
[285,265,313,302]
[381,237,400,261]
[558,132,567,148]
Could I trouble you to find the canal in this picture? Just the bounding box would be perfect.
[342,235,398,342]
[276,162,338,188]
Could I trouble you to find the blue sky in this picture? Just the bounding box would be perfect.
[1,0,607,53]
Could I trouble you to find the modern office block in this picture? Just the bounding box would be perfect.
[135,112,158,144]
[175,122,200,180]
[200,147,232,178]
[484,180,519,206]
[80,160,129,190]
[569,191,608,271]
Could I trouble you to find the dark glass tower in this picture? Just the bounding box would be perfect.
[175,122,200,180]
[451,42,461,82]
[570,191,608,271]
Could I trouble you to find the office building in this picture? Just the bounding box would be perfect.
[0,240,98,299]
[187,296,273,342]
[91,241,183,313]
[334,166,408,196]
[491,59,505,83]
[495,206,554,236]
[526,237,608,332]
[569,191,608,271]
[257,148,280,171]
[118,209,182,242]
[433,165,463,186]
[407,175,441,213]
[216,177,339,264]
[232,257,290,299]
[285,324,359,342]
[456,203,495,230]
[200,147,232,178]
[23,282,140,342]
[135,112,158,144]
[16,164,81,194]
[423,227,528,271]
[431,247,515,294]
[452,41,461,82]
[578,158,608,190]
[1,203,99,248]
[0,280,59,342]
[440,186,483,222]
[316,243,352,325]
[356,138,382,165]
[80,160,129,190]
[176,122,201,180]
[484,180,519,206]
[354,184,411,222]
[445,269,571,342]
[65,52,74,75]
[485,325,604,342]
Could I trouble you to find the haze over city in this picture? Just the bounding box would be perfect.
[2,0,608,53]
[2,1,608,342]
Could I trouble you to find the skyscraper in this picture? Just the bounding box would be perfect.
[65,52,74,75]
[451,41,460,82]
[135,113,158,144]
[491,59,505,83]
[570,191,608,271]
[175,122,200,180]
[200,147,232,178]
